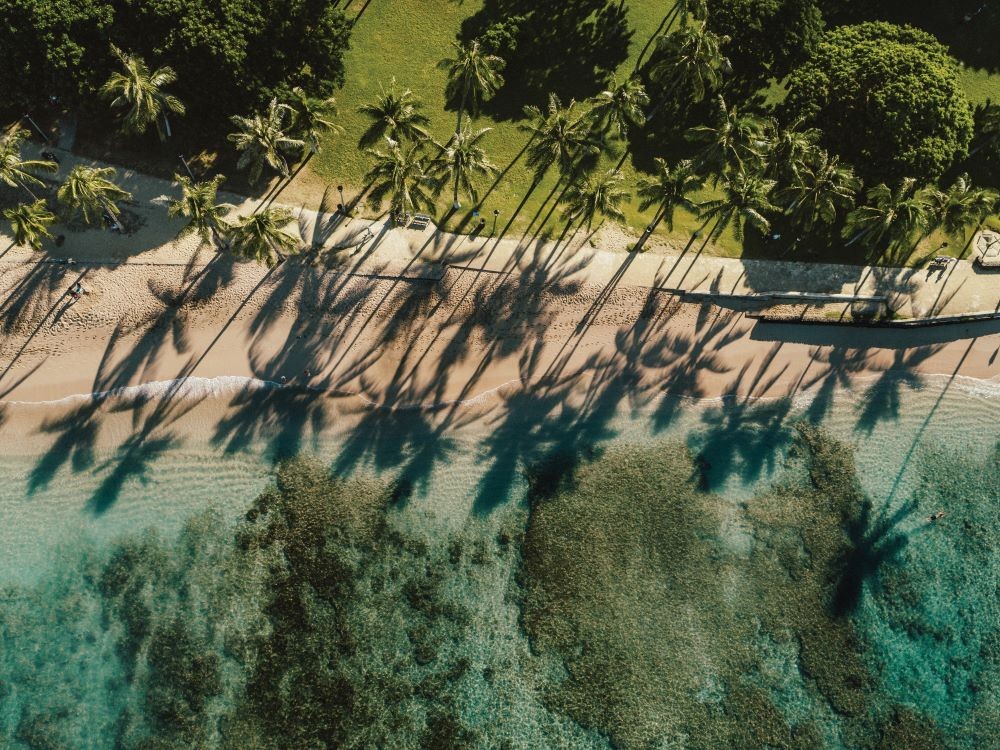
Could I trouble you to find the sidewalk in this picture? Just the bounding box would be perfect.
[4,144,999,321]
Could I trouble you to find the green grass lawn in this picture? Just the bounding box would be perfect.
[303,0,1000,265]
[307,0,745,254]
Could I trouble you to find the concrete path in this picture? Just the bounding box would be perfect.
[4,144,999,321]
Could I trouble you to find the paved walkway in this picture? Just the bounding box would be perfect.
[4,145,999,321]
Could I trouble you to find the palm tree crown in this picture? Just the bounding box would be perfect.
[3,199,56,252]
[228,208,300,267]
[57,165,132,226]
[561,169,630,230]
[100,45,185,140]
[588,76,649,139]
[357,82,432,148]
[650,23,730,104]
[687,96,768,177]
[364,138,436,223]
[438,40,505,130]
[432,126,498,208]
[699,169,778,241]
[168,174,233,247]
[761,118,820,183]
[228,99,305,184]
[775,149,860,233]
[520,94,604,180]
[290,86,343,155]
[636,157,704,231]
[922,173,997,242]
[845,178,927,249]
[0,128,57,199]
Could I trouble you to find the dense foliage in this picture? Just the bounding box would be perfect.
[785,22,974,180]
[706,0,824,85]
[0,0,351,122]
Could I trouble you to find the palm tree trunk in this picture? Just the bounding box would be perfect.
[457,77,470,134]
[162,113,172,139]
[100,197,125,233]
[15,177,38,202]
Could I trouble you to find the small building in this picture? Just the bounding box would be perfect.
[972,230,1000,268]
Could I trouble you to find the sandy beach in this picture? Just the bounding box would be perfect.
[2,152,1000,450]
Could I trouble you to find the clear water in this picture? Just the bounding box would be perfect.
[0,372,997,748]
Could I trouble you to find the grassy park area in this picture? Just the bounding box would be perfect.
[307,0,743,255]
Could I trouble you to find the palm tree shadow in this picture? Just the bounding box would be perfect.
[854,346,942,435]
[831,497,914,617]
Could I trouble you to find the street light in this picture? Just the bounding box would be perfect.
[337,184,345,212]
[23,113,49,144]
[177,154,195,180]
[492,209,500,236]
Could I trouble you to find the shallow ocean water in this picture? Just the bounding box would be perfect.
[0,372,997,748]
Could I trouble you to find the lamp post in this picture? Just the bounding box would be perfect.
[23,113,49,144]
[491,209,500,236]
[337,185,345,212]
[177,154,196,181]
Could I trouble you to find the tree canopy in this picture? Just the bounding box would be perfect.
[0,0,351,123]
[785,22,974,181]
[706,0,824,85]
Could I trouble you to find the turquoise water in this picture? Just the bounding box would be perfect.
[0,373,998,748]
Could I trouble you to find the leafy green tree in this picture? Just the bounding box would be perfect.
[648,23,730,105]
[588,76,649,139]
[167,174,233,249]
[364,139,436,224]
[432,126,498,210]
[520,94,604,181]
[3,199,56,251]
[438,40,505,131]
[100,45,185,140]
[57,165,131,229]
[357,83,431,148]
[0,128,57,200]
[560,169,629,230]
[844,178,927,249]
[289,86,342,156]
[706,0,824,85]
[686,97,768,177]
[636,158,704,231]
[0,0,113,109]
[921,174,997,242]
[775,149,860,233]
[227,207,300,267]
[785,22,974,181]
[228,99,305,185]
[699,169,778,241]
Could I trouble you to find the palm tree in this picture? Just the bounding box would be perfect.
[633,0,710,71]
[686,96,768,178]
[588,76,649,139]
[168,174,233,249]
[432,126,498,210]
[649,23,730,106]
[438,40,505,131]
[3,199,56,251]
[636,157,704,232]
[698,169,778,241]
[970,101,1000,156]
[357,82,431,148]
[520,94,604,181]
[100,45,185,140]
[57,165,132,230]
[560,169,630,230]
[364,138,435,224]
[228,99,305,185]
[761,118,820,183]
[922,173,998,243]
[0,128,57,199]
[844,178,927,249]
[775,150,860,233]
[227,208,300,267]
[289,86,343,156]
